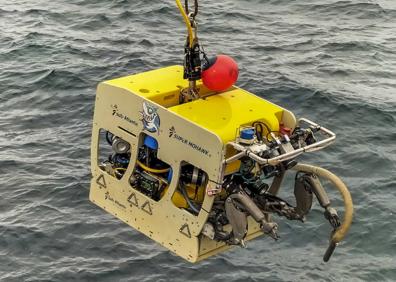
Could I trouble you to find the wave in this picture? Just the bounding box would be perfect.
[1,1,396,281]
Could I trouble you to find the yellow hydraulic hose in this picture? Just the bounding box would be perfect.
[292,163,353,261]
[175,0,194,47]
[137,160,170,174]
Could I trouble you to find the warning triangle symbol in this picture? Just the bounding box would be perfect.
[141,201,153,215]
[96,174,106,189]
[127,192,139,207]
[179,223,191,238]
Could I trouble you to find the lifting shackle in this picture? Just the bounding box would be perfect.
[175,0,203,101]
[184,0,198,19]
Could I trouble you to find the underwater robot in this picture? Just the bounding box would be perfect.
[90,0,353,263]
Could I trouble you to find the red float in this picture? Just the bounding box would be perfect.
[202,55,239,92]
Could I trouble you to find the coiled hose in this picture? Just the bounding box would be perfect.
[292,163,354,261]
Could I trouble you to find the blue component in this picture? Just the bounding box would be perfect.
[240,128,255,140]
[114,154,129,165]
[144,135,158,150]
[167,168,173,182]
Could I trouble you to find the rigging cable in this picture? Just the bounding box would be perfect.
[175,0,195,48]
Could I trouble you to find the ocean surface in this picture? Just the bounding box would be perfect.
[1,0,395,281]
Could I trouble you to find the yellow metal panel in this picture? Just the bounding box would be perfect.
[106,65,185,97]
[105,65,186,107]
[105,65,210,108]
[169,87,284,143]
[91,82,226,262]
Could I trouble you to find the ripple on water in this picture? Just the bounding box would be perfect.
[1,0,396,281]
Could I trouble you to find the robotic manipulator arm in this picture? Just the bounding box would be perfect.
[206,118,353,262]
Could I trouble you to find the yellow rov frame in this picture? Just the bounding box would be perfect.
[90,65,295,262]
[90,0,353,263]
[90,65,353,262]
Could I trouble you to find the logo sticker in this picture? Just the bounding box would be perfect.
[168,126,211,157]
[169,126,176,138]
[141,102,160,133]
[111,104,139,127]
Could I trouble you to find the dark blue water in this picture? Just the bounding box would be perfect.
[1,0,395,281]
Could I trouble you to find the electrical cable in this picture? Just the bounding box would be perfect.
[179,183,201,214]
[175,0,194,48]
[114,168,126,178]
[252,121,277,142]
[105,131,113,145]
[136,160,170,174]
